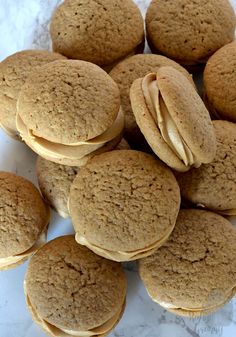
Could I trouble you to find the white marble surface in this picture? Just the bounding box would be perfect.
[0,1,236,337]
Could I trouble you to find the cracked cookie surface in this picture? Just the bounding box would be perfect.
[0,172,49,257]
[139,209,236,311]
[50,0,144,67]
[0,50,65,135]
[25,235,126,331]
[146,0,235,65]
[69,150,180,252]
[17,60,120,144]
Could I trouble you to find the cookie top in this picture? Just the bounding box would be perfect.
[0,50,65,136]
[69,150,180,255]
[25,235,126,331]
[17,59,120,144]
[50,0,144,67]
[130,66,216,172]
[146,0,236,65]
[204,42,236,122]
[0,172,50,258]
[176,120,236,215]
[139,209,236,312]
[110,54,194,144]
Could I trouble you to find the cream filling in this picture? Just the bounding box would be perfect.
[75,228,172,262]
[142,73,201,168]
[0,231,46,269]
[153,286,236,313]
[16,108,124,161]
[25,288,125,337]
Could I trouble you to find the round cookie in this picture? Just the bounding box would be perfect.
[176,120,236,215]
[139,209,236,317]
[110,54,194,147]
[130,66,216,172]
[17,60,124,166]
[203,42,236,122]
[146,0,236,67]
[0,172,50,270]
[69,150,181,262]
[0,50,66,140]
[36,139,129,218]
[24,235,127,337]
[50,0,144,69]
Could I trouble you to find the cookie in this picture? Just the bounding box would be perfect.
[130,66,216,172]
[203,42,236,122]
[16,60,124,166]
[0,172,50,270]
[139,209,236,317]
[176,120,236,215]
[36,139,129,218]
[110,54,194,147]
[146,0,236,67]
[0,50,65,140]
[50,0,144,69]
[69,150,180,262]
[24,235,127,337]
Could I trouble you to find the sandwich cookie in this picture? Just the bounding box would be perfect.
[0,50,65,140]
[0,172,50,270]
[24,235,127,337]
[139,209,236,317]
[69,150,181,262]
[130,66,216,172]
[204,42,236,122]
[110,54,194,147]
[146,0,236,67]
[16,60,124,166]
[36,139,130,218]
[50,0,144,70]
[176,120,236,215]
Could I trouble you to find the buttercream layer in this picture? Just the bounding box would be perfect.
[142,73,201,168]
[74,221,175,262]
[16,108,124,164]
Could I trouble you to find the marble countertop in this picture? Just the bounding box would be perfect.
[0,1,236,337]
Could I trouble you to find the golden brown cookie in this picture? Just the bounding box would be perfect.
[146,0,236,67]
[50,0,144,69]
[139,209,236,317]
[203,42,236,122]
[69,150,180,262]
[130,66,216,172]
[0,50,65,140]
[176,120,236,215]
[17,60,124,166]
[0,172,50,270]
[36,139,129,218]
[110,54,194,148]
[24,235,127,337]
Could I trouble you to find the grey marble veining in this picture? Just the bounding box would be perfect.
[0,1,235,337]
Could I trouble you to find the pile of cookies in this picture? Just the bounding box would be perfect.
[0,0,236,336]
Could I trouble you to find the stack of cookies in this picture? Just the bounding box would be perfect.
[0,0,236,336]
